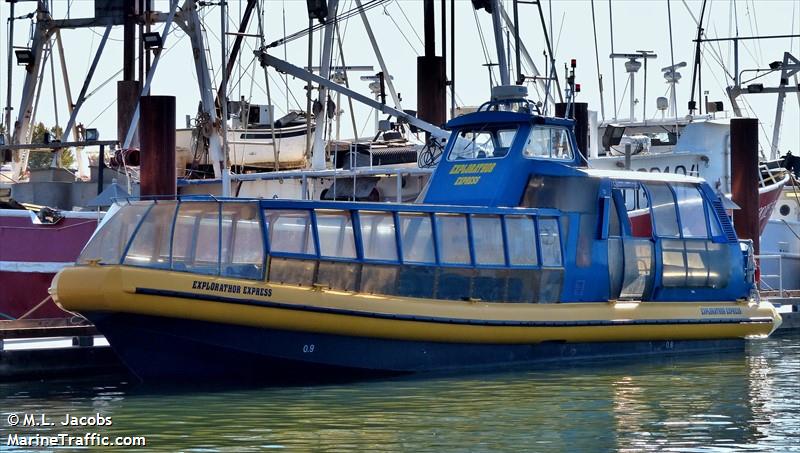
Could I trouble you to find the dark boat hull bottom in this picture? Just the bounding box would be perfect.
[87,312,746,383]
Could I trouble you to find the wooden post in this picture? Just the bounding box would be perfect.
[117,80,141,148]
[417,0,445,126]
[139,96,176,198]
[730,118,759,254]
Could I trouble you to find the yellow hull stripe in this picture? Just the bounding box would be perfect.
[52,266,782,344]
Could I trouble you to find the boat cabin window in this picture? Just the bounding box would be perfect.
[435,213,470,265]
[264,210,316,256]
[221,203,264,279]
[170,202,220,275]
[359,211,398,262]
[523,126,573,160]
[77,202,151,265]
[123,201,177,269]
[646,182,680,237]
[649,131,677,147]
[621,185,652,238]
[672,183,709,238]
[471,215,505,266]
[505,215,538,266]
[538,218,563,267]
[447,125,517,160]
[398,212,436,264]
[315,210,357,259]
[618,181,718,240]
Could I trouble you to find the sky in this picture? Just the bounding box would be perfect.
[1,0,799,158]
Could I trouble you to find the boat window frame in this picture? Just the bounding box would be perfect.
[434,212,472,266]
[80,200,154,266]
[122,200,179,270]
[355,210,400,264]
[119,201,157,265]
[219,201,268,280]
[314,208,359,261]
[670,182,712,239]
[503,214,540,268]
[446,123,519,162]
[537,216,564,267]
[521,125,575,162]
[263,208,319,260]
[469,214,508,268]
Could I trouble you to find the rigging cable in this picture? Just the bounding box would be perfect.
[608,0,617,119]
[473,8,496,89]
[666,0,678,126]
[266,0,389,49]
[392,0,425,49]
[382,3,420,54]
[590,0,605,122]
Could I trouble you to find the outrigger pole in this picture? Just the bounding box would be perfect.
[255,53,449,141]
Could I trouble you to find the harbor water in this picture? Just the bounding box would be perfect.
[1,333,798,452]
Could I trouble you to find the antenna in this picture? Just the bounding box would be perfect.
[610,51,657,122]
[661,61,686,118]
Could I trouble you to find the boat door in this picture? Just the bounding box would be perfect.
[607,180,655,300]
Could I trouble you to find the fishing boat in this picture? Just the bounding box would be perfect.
[51,90,781,381]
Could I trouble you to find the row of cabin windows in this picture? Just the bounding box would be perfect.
[618,181,723,240]
[266,209,563,268]
[77,201,563,281]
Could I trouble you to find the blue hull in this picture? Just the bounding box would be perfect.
[86,312,746,383]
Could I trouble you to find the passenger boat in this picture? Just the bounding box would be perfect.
[51,90,782,382]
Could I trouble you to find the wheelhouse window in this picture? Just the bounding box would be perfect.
[398,212,435,264]
[264,210,316,256]
[123,201,177,269]
[359,211,398,262]
[471,215,505,265]
[220,203,264,279]
[435,213,470,265]
[505,215,538,266]
[77,202,151,265]
[523,126,573,160]
[315,209,357,259]
[447,125,517,160]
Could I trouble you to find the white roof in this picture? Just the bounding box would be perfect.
[582,168,705,184]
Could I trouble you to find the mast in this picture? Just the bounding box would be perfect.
[688,0,708,115]
[4,0,14,142]
[310,0,339,170]
[220,0,231,195]
[217,0,257,105]
[490,0,509,86]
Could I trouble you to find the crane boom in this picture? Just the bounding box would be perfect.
[255,50,450,141]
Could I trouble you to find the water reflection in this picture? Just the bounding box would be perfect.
[1,334,798,452]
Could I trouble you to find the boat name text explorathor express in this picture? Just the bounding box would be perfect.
[699,307,743,316]
[450,163,496,186]
[191,280,272,297]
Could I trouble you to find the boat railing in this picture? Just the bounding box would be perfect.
[180,167,435,203]
[756,253,784,296]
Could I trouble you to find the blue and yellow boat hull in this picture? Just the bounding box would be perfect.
[51,266,781,381]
